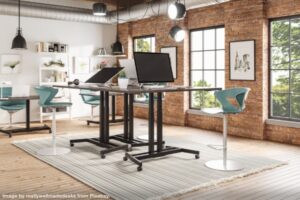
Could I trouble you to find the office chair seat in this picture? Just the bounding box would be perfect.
[0,104,26,111]
[85,100,100,106]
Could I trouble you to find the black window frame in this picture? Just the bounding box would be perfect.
[189,25,225,110]
[269,15,300,122]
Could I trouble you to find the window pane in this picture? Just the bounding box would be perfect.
[291,94,300,119]
[271,20,289,47]
[204,71,215,87]
[134,36,155,52]
[271,46,290,65]
[191,71,203,87]
[191,31,203,51]
[291,43,300,61]
[216,50,225,69]
[271,93,289,118]
[291,19,300,43]
[216,71,225,89]
[216,28,225,49]
[191,52,203,69]
[204,29,215,50]
[291,70,300,93]
[271,70,289,93]
[204,51,215,70]
[291,60,300,69]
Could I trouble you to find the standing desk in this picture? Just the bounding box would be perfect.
[55,84,220,171]
[0,96,51,137]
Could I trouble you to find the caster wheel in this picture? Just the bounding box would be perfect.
[70,143,74,147]
[195,154,200,159]
[123,156,128,161]
[101,154,106,159]
[137,166,143,171]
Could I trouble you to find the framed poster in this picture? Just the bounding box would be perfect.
[160,46,177,79]
[0,54,21,74]
[230,40,256,81]
[73,57,90,74]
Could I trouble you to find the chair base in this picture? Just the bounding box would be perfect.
[205,160,244,171]
[136,134,157,141]
[37,147,70,156]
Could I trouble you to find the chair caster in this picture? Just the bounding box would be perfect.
[195,154,200,159]
[101,154,106,159]
[123,156,128,161]
[137,165,143,172]
[70,143,74,147]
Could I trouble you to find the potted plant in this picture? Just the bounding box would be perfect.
[118,70,129,89]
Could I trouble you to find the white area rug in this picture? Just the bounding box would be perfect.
[13,134,285,200]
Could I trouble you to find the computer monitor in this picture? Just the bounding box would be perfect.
[134,52,174,84]
[86,67,124,84]
[119,59,137,79]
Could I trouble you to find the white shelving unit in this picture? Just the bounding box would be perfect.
[38,52,72,123]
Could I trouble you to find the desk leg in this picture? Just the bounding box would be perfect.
[157,92,163,152]
[26,99,30,130]
[112,95,116,121]
[123,93,129,139]
[148,93,155,154]
[129,94,134,141]
[100,91,105,143]
[104,91,110,143]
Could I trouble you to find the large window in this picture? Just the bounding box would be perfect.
[190,26,225,109]
[133,35,155,102]
[270,17,300,121]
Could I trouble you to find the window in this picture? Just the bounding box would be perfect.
[189,27,225,109]
[270,17,300,121]
[133,35,155,102]
[133,35,155,53]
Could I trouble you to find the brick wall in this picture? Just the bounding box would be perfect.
[116,0,300,145]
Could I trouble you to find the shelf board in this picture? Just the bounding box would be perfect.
[41,67,68,72]
[93,54,126,58]
[38,52,68,56]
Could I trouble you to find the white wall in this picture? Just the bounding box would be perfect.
[0,15,116,124]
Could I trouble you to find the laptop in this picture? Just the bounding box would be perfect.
[85,67,124,86]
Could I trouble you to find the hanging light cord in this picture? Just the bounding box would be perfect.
[18,0,21,30]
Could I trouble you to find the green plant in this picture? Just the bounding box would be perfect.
[118,70,127,79]
[44,59,65,67]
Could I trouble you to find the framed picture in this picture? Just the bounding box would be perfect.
[0,54,21,74]
[160,46,177,79]
[73,57,90,74]
[230,40,256,81]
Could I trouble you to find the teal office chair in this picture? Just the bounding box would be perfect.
[35,86,72,156]
[0,87,26,132]
[79,89,100,125]
[202,87,250,171]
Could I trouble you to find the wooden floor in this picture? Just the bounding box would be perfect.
[0,118,300,200]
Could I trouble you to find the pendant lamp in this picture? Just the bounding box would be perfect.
[112,0,124,55]
[168,0,186,20]
[12,0,27,50]
[93,2,107,16]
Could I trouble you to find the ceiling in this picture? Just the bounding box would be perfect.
[23,0,161,12]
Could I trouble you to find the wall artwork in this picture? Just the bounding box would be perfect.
[0,54,21,74]
[73,57,90,74]
[230,40,256,81]
[160,46,177,79]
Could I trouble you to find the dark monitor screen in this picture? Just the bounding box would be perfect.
[86,67,124,84]
[134,52,174,83]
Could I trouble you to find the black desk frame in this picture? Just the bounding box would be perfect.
[0,99,51,137]
[86,95,124,126]
[123,92,199,171]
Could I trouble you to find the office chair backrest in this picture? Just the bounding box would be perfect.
[0,87,26,107]
[35,86,58,106]
[215,87,250,114]
[79,89,99,103]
